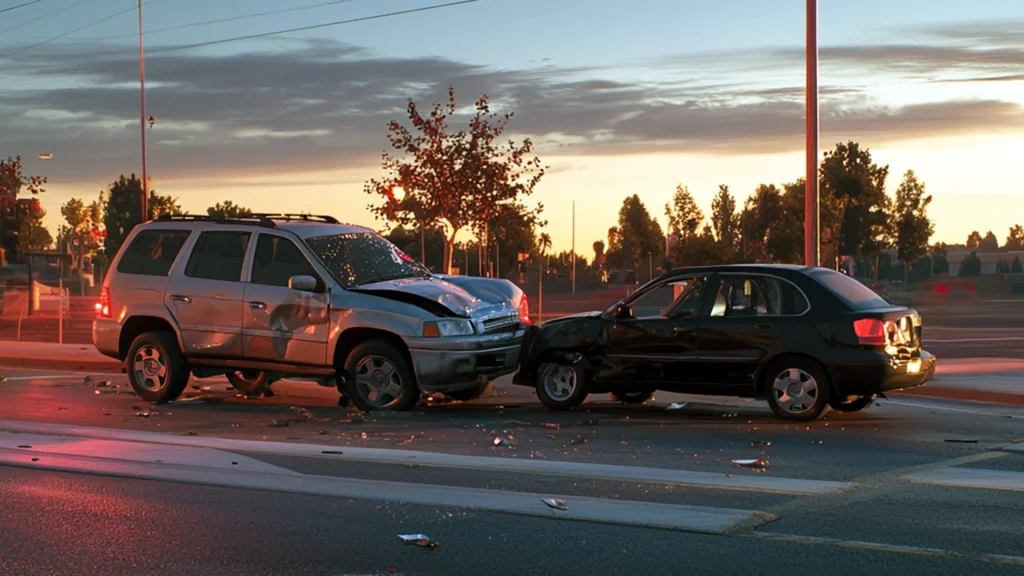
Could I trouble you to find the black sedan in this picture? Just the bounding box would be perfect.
[513,264,936,421]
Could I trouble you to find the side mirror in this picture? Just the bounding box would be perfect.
[615,304,634,320]
[288,275,317,292]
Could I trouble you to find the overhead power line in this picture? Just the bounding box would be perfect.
[0,0,44,15]
[0,0,100,36]
[150,0,479,54]
[97,0,369,40]
[2,0,160,57]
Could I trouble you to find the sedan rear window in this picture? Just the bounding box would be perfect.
[808,268,888,310]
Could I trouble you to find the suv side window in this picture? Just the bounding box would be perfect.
[251,234,324,291]
[184,231,251,282]
[116,229,191,277]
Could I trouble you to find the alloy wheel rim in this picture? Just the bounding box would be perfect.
[541,363,577,401]
[133,345,168,391]
[354,355,404,408]
[771,368,818,414]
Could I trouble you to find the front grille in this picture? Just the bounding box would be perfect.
[481,314,519,334]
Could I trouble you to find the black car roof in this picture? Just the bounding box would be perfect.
[666,263,816,276]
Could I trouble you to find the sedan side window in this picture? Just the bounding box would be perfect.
[251,234,325,292]
[630,277,707,318]
[184,231,250,282]
[710,275,809,317]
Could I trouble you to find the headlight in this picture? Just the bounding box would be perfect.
[422,319,475,337]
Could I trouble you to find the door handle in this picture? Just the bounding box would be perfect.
[755,323,773,330]
[249,301,267,310]
[170,295,191,304]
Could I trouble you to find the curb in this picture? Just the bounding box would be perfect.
[0,356,123,373]
[892,386,1024,406]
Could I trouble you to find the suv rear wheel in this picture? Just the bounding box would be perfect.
[127,331,190,404]
[227,370,272,396]
[342,340,419,412]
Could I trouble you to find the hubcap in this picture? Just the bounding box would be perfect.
[771,368,818,414]
[354,355,404,408]
[133,345,168,391]
[540,363,577,402]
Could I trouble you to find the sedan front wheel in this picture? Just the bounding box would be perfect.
[536,362,588,410]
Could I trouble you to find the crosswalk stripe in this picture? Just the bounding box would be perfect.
[905,467,1024,492]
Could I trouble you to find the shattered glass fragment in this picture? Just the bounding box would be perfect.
[732,458,769,471]
[542,498,568,510]
[667,402,687,410]
[750,440,771,447]
[398,534,438,548]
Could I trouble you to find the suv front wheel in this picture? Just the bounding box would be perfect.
[342,340,419,412]
[127,331,190,404]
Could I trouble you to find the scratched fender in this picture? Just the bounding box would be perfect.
[513,310,610,388]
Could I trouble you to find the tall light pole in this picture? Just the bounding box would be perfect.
[571,200,576,294]
[804,0,820,268]
[138,0,149,221]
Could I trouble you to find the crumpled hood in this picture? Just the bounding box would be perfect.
[542,310,603,325]
[354,276,487,317]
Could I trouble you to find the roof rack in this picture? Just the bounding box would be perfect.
[154,213,277,228]
[250,213,339,224]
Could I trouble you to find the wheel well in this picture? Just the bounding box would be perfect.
[332,328,414,376]
[118,316,177,360]
[756,353,834,398]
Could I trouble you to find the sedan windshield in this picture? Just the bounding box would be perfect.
[305,232,430,288]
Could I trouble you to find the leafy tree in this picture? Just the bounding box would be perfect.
[980,231,999,251]
[13,199,52,252]
[676,224,733,267]
[768,180,806,265]
[819,141,890,265]
[592,240,606,270]
[365,87,545,273]
[931,244,950,276]
[1004,224,1024,252]
[966,231,982,249]
[608,194,664,272]
[958,251,982,277]
[539,232,552,270]
[0,156,48,260]
[386,226,445,272]
[664,185,704,266]
[207,200,252,219]
[996,260,1010,274]
[487,202,541,278]
[710,184,740,259]
[60,197,105,270]
[1012,256,1023,274]
[892,170,934,283]
[102,174,182,257]
[740,184,782,262]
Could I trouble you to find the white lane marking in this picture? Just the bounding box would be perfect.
[0,420,851,495]
[0,448,774,535]
[926,337,1024,343]
[741,532,1024,567]
[1,374,92,381]
[885,399,1024,419]
[905,467,1024,492]
[1000,442,1024,453]
[0,433,298,475]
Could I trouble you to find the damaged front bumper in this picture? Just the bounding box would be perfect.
[406,329,525,393]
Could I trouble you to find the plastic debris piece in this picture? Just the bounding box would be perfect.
[750,440,771,447]
[542,498,568,510]
[398,534,438,548]
[0,375,8,383]
[543,423,560,430]
[290,406,313,420]
[361,431,368,440]
[545,434,557,439]
[732,458,769,471]
[667,402,687,410]
[493,437,504,446]
[136,412,150,418]
[94,389,100,394]
[269,419,289,428]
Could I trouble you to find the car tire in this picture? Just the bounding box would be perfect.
[126,331,190,404]
[536,361,588,411]
[611,390,653,404]
[446,380,493,402]
[227,370,271,396]
[342,340,419,412]
[763,357,831,422]
[832,396,874,412]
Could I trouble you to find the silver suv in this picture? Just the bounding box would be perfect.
[92,214,529,411]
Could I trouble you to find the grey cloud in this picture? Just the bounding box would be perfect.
[1,38,1022,189]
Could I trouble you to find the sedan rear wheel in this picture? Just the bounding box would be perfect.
[536,362,587,410]
[765,359,830,421]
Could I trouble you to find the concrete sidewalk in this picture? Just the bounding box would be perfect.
[0,340,1020,404]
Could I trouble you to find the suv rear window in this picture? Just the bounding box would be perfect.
[807,268,888,310]
[116,230,191,276]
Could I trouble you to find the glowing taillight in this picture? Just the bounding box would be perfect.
[96,287,111,318]
[519,295,532,325]
[853,318,886,346]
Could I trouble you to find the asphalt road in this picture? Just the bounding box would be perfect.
[1,368,1023,574]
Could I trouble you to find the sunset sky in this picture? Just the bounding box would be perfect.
[2,0,1023,256]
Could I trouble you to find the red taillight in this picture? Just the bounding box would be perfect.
[519,296,532,325]
[96,287,111,318]
[853,318,886,346]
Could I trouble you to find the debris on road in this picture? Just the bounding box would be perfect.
[0,375,8,384]
[290,406,314,420]
[543,423,560,430]
[269,419,289,428]
[732,458,769,472]
[667,402,687,410]
[750,440,771,447]
[493,437,504,446]
[944,439,979,444]
[398,534,438,549]
[136,411,150,418]
[542,498,568,511]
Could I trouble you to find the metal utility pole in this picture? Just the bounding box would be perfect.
[804,0,820,268]
[420,224,425,268]
[138,0,149,221]
[571,201,576,294]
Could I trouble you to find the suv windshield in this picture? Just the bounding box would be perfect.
[305,232,430,288]
[808,268,889,310]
